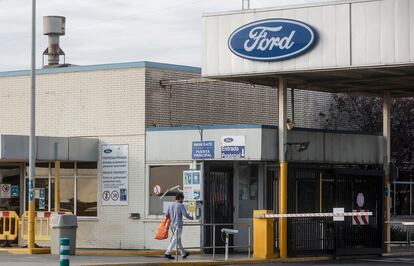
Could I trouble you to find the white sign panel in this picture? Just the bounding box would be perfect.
[333,207,344,222]
[221,136,246,159]
[183,170,202,201]
[0,184,11,199]
[101,144,128,206]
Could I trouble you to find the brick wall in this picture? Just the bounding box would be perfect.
[0,67,148,249]
[145,68,333,129]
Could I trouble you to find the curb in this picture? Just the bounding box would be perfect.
[0,247,51,254]
[76,249,203,256]
[77,256,332,266]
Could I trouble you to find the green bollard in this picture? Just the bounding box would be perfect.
[60,238,70,266]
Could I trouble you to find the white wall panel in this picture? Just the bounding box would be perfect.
[380,0,396,64]
[395,0,411,63]
[411,0,414,61]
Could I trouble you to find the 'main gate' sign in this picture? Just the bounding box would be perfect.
[228,18,317,61]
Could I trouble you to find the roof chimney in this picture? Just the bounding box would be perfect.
[43,16,66,67]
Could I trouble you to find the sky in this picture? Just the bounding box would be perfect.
[0,0,332,71]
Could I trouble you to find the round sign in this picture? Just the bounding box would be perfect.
[102,190,110,201]
[1,185,9,192]
[357,193,365,208]
[153,185,161,195]
[111,190,119,201]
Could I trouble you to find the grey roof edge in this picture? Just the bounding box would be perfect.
[0,61,201,78]
[146,124,381,135]
[203,0,378,17]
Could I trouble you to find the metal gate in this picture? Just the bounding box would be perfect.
[287,165,383,256]
[203,163,234,253]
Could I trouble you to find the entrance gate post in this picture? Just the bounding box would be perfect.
[278,78,288,258]
[383,92,391,253]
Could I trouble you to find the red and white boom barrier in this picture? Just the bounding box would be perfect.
[255,211,372,219]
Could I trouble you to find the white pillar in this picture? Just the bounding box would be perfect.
[278,79,287,161]
[383,92,391,253]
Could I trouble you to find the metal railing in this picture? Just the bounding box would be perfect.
[173,223,251,261]
[386,221,414,246]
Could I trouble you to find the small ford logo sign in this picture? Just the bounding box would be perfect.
[223,138,234,143]
[228,18,317,61]
[104,149,112,154]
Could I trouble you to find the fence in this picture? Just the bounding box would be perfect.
[20,211,71,242]
[257,211,376,257]
[0,211,19,244]
[386,221,414,246]
[174,223,251,261]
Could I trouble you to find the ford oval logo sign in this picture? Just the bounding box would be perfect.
[104,149,112,154]
[228,19,317,61]
[223,138,234,143]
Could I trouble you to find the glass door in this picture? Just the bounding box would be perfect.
[233,162,263,250]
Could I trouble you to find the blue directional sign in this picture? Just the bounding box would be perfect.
[221,136,246,159]
[192,141,215,159]
[221,146,245,159]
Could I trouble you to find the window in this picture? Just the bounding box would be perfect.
[25,163,50,212]
[393,182,411,216]
[76,162,97,217]
[26,162,97,217]
[55,178,74,213]
[0,167,21,212]
[149,165,189,215]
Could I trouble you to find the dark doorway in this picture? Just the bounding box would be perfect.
[203,162,233,253]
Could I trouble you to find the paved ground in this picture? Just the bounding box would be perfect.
[0,252,249,266]
[3,252,414,266]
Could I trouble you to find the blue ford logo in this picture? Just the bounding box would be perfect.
[104,149,112,154]
[228,19,317,61]
[224,138,233,143]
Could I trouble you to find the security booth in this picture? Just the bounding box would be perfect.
[146,124,384,256]
[202,0,414,257]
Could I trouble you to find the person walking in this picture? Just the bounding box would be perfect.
[164,193,193,260]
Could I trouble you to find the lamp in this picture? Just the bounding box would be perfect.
[287,119,295,130]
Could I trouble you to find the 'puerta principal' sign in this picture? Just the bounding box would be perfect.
[192,141,214,159]
[228,18,317,61]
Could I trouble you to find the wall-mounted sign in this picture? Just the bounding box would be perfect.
[183,170,202,201]
[192,141,214,159]
[228,18,317,61]
[101,144,129,206]
[0,184,11,199]
[11,185,19,198]
[221,136,245,159]
[153,185,162,195]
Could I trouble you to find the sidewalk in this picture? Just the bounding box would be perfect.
[0,251,330,266]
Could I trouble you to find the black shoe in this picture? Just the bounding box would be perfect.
[182,251,190,259]
[164,254,175,260]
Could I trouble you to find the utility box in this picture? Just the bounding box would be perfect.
[50,214,77,255]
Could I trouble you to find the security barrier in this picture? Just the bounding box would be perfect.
[0,211,19,241]
[20,211,71,241]
[254,210,374,258]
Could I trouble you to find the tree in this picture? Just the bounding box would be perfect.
[319,95,414,167]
